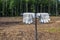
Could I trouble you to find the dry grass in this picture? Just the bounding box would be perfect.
[0,16,60,40]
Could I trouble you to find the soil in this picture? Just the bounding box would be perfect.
[0,16,60,40]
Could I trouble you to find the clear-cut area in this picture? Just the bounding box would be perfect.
[0,17,60,40]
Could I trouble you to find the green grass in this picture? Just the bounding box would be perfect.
[38,27,60,33]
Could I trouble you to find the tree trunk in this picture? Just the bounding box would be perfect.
[20,0,22,14]
[2,1,5,16]
[56,0,58,16]
[26,2,28,12]
[48,0,50,14]
[40,4,42,13]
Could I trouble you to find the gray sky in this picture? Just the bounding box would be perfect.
[59,0,60,1]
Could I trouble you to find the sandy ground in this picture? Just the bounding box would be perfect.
[0,16,60,40]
